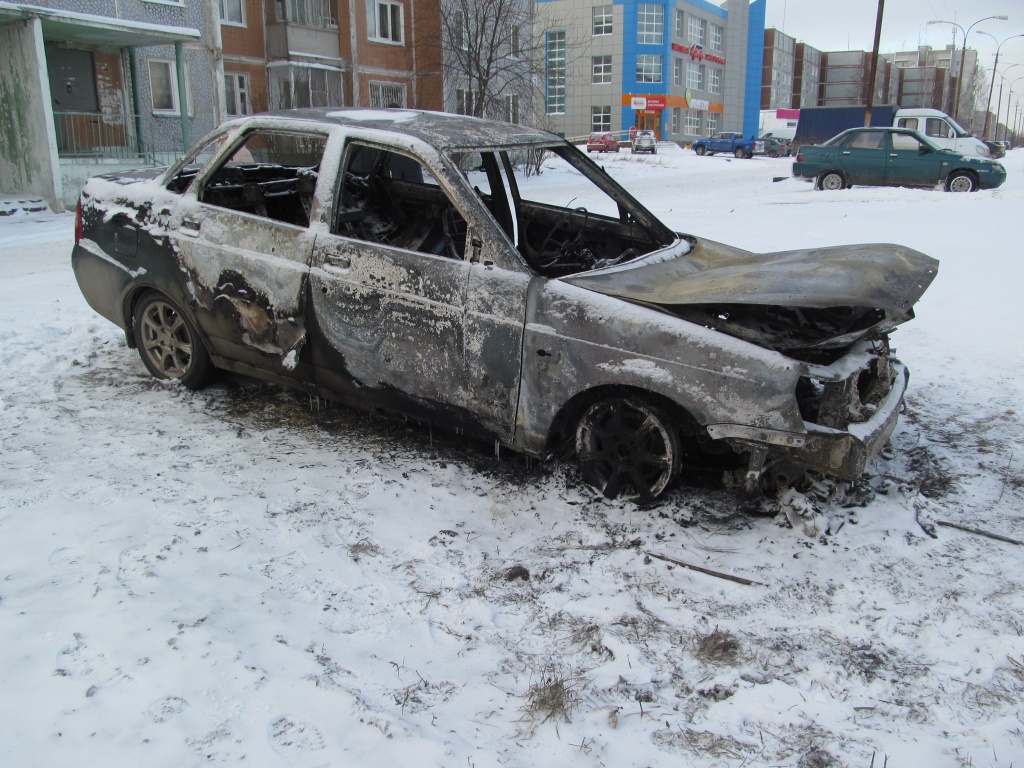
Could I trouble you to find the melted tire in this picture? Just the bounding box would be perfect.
[575,398,680,503]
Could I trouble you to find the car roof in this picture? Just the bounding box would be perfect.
[235,108,559,150]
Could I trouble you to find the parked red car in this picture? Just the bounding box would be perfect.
[587,132,620,153]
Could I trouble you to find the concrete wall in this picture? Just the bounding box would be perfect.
[0,19,64,212]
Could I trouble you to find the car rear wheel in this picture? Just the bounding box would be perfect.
[695,146,706,156]
[768,150,780,158]
[575,398,680,503]
[133,292,213,389]
[945,171,977,193]
[815,171,846,191]
[734,148,746,159]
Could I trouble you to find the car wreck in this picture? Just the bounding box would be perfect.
[72,108,938,502]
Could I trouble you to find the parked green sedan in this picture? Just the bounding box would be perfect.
[793,127,1006,192]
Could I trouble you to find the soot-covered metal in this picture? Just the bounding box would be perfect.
[71,108,938,502]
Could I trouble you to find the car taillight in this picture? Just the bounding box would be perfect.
[75,199,83,244]
[796,154,803,162]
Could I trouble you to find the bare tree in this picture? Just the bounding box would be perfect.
[440,0,538,122]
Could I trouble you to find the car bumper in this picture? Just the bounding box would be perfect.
[794,363,907,479]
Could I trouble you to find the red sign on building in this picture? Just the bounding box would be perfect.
[671,42,726,65]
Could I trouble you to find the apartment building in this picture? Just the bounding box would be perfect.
[537,0,765,143]
[761,27,794,109]
[0,0,443,211]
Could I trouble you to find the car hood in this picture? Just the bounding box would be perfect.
[564,236,939,354]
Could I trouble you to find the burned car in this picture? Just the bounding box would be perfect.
[72,109,938,502]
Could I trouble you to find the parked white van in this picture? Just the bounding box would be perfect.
[894,109,990,157]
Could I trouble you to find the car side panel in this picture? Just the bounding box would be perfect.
[168,199,316,381]
[836,145,887,185]
[512,279,803,456]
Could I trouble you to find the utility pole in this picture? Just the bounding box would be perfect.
[864,0,885,126]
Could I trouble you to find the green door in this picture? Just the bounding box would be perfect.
[885,132,944,187]
[836,130,887,185]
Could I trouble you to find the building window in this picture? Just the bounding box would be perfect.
[592,5,613,36]
[684,110,701,134]
[706,112,718,133]
[510,26,521,58]
[592,55,612,84]
[149,59,191,114]
[686,62,703,90]
[709,67,721,94]
[220,0,244,25]
[711,23,723,51]
[369,0,403,44]
[369,81,406,107]
[636,54,662,84]
[545,30,566,114]
[275,0,336,27]
[637,4,663,45]
[670,106,680,133]
[674,9,684,40]
[268,64,343,109]
[456,88,476,115]
[225,72,250,115]
[592,106,611,132]
[454,11,472,50]
[505,94,520,123]
[673,57,683,86]
[688,16,705,46]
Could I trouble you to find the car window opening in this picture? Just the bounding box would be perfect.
[335,143,468,260]
[460,144,672,278]
[197,131,328,228]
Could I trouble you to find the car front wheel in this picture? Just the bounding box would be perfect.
[695,146,706,156]
[133,292,213,389]
[815,171,846,191]
[575,398,680,503]
[945,171,977,193]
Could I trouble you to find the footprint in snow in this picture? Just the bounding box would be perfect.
[268,714,326,757]
[148,695,188,723]
[54,633,130,692]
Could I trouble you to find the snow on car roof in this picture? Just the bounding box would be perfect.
[250,108,557,150]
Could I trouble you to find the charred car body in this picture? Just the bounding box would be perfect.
[72,109,938,501]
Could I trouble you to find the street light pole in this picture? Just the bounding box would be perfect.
[978,31,1024,140]
[994,66,1022,141]
[929,15,1008,123]
[1003,76,1024,141]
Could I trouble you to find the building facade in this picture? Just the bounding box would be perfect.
[761,27,794,109]
[537,0,765,144]
[0,0,444,211]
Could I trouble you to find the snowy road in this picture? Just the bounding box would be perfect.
[2,148,1023,767]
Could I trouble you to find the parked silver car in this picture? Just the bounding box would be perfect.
[631,130,658,154]
[72,109,938,501]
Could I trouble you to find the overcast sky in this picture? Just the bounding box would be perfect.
[763,0,1024,73]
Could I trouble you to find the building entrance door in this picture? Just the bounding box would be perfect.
[636,112,661,135]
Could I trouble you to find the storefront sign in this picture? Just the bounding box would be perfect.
[671,42,726,65]
[629,95,666,111]
[689,98,709,111]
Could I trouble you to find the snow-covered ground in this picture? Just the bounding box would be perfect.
[2,147,1023,767]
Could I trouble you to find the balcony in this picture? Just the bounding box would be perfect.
[268,0,341,62]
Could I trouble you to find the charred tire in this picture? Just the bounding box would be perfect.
[945,170,977,193]
[575,397,680,503]
[695,146,706,156]
[815,171,846,191]
[132,292,213,389]
[734,148,746,159]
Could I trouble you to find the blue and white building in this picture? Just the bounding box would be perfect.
[537,0,764,143]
